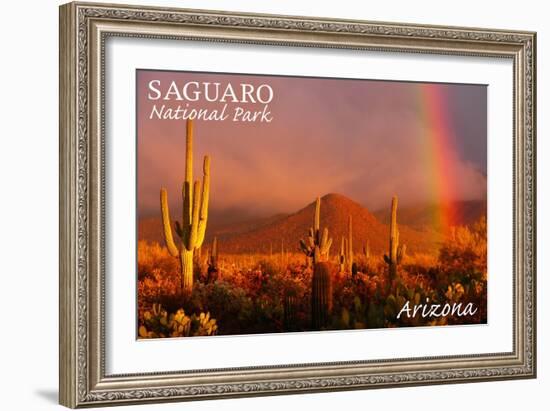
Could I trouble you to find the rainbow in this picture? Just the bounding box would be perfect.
[416,83,459,233]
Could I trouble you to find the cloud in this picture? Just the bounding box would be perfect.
[137,71,487,218]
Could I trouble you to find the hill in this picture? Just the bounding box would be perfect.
[139,193,445,256]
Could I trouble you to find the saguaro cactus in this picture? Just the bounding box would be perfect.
[160,119,210,293]
[206,236,219,283]
[347,216,354,269]
[208,237,218,270]
[299,197,333,265]
[338,216,354,273]
[363,241,370,262]
[383,195,399,280]
[311,262,333,329]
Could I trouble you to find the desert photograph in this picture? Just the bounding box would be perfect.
[136,70,487,338]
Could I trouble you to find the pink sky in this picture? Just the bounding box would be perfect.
[137,70,486,221]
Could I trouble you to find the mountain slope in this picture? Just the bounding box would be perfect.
[210,193,441,255]
[139,193,444,255]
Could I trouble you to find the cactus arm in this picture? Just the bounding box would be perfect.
[313,246,321,264]
[321,226,333,257]
[318,228,333,259]
[300,196,332,264]
[324,237,333,254]
[186,180,202,250]
[307,231,315,249]
[320,227,329,250]
[389,195,398,263]
[396,228,400,248]
[182,181,192,245]
[182,121,194,238]
[314,197,320,232]
[196,155,210,246]
[160,188,179,257]
[185,119,194,185]
[299,239,312,256]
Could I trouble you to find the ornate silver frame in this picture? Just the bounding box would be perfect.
[59,2,536,408]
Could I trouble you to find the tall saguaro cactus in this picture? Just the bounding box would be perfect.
[383,195,399,280]
[160,119,210,293]
[298,197,334,328]
[299,197,333,265]
[338,216,354,273]
[208,237,218,269]
[206,236,219,283]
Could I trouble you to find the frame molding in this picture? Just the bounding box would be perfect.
[59,2,536,408]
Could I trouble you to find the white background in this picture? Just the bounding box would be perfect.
[0,0,546,410]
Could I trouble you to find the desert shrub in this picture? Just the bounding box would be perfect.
[434,217,488,324]
[137,222,488,335]
[186,280,252,333]
[438,217,487,284]
[138,241,179,282]
[138,304,218,338]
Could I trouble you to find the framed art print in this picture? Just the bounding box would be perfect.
[59,2,536,408]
